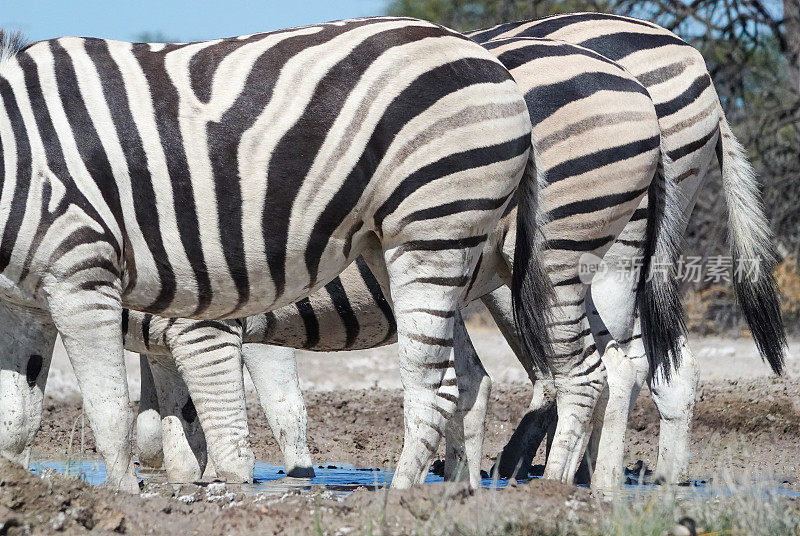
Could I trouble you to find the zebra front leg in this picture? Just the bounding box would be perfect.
[147,354,207,482]
[444,311,490,487]
[136,355,164,469]
[0,301,58,467]
[44,282,138,492]
[167,320,254,483]
[242,344,315,478]
[650,337,698,483]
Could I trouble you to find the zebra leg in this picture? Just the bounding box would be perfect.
[0,301,58,467]
[242,344,315,478]
[136,355,164,469]
[146,354,207,482]
[650,336,698,483]
[588,342,636,490]
[167,320,254,483]
[481,286,556,479]
[444,311,490,487]
[44,283,139,492]
[493,379,557,479]
[544,314,607,484]
[382,246,467,489]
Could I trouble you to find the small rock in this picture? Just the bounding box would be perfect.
[97,511,125,533]
[51,511,67,531]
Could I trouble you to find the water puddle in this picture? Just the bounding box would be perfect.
[29,460,800,498]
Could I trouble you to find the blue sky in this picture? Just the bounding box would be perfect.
[3,1,390,43]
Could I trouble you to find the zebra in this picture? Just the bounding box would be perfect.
[0,17,545,491]
[124,36,675,488]
[466,12,786,486]
[136,20,784,489]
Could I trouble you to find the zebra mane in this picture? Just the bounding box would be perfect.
[0,29,30,68]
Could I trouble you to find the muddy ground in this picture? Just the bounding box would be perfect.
[3,330,799,535]
[1,376,794,534]
[30,378,800,481]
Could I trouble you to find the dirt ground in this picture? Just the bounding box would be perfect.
[3,334,799,535]
[29,378,800,482]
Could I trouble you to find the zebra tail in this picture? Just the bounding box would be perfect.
[511,144,555,374]
[717,111,786,375]
[637,139,688,381]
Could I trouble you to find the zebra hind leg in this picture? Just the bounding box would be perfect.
[444,311,491,487]
[166,319,254,483]
[383,244,477,489]
[0,301,58,467]
[147,354,208,482]
[544,313,607,484]
[480,286,557,480]
[650,336,698,483]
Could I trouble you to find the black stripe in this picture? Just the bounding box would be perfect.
[495,41,618,70]
[654,74,712,118]
[132,43,212,316]
[526,72,650,126]
[295,298,320,349]
[637,59,690,88]
[121,308,129,340]
[546,236,615,252]
[578,32,688,62]
[142,314,151,350]
[409,275,470,287]
[546,186,648,221]
[389,235,486,263]
[374,133,530,233]
[398,197,509,227]
[355,256,396,345]
[630,207,648,221]
[323,277,360,349]
[89,40,177,311]
[467,21,530,43]
[546,135,660,184]
[0,80,32,274]
[304,56,515,285]
[666,126,719,161]
[473,13,658,43]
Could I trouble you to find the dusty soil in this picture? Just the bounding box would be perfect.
[30,378,800,483]
[3,376,799,534]
[1,455,597,536]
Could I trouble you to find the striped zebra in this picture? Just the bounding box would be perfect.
[137,20,784,489]
[0,18,544,490]
[124,36,675,488]
[467,12,786,486]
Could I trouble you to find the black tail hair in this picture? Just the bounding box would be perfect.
[511,146,555,374]
[637,146,688,381]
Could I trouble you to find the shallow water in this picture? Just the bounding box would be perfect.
[29,460,800,498]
